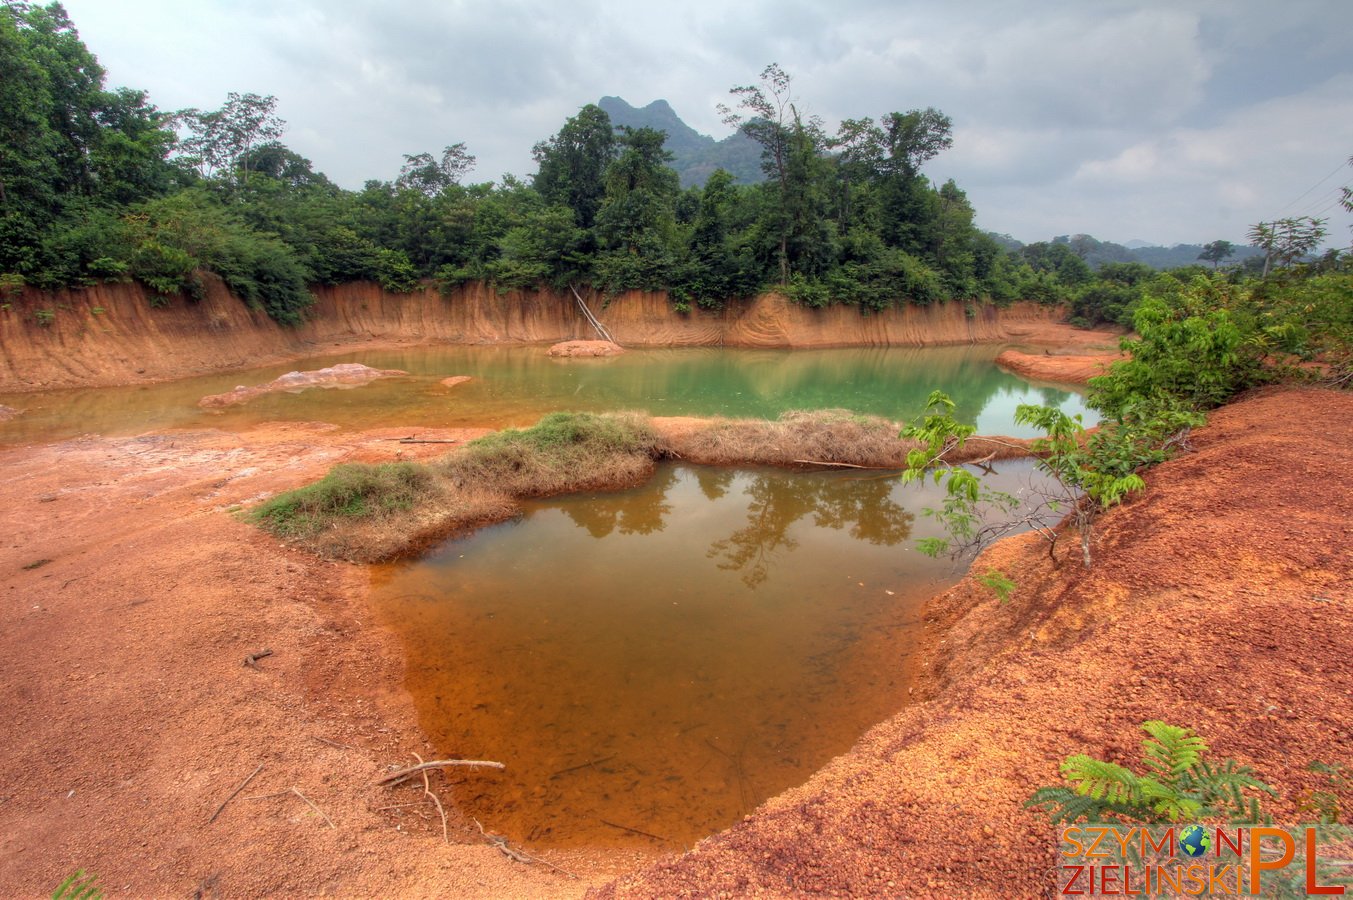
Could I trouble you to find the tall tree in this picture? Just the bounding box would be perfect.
[1197,239,1235,270]
[719,63,826,284]
[395,142,476,197]
[1248,217,1327,277]
[532,104,616,231]
[175,92,285,187]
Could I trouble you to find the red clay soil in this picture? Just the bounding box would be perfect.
[995,347,1126,385]
[2,387,1350,898]
[547,340,626,358]
[597,386,1353,897]
[0,425,656,898]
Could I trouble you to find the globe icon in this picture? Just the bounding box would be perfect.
[1179,824,1212,858]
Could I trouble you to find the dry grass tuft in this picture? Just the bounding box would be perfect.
[670,409,914,468]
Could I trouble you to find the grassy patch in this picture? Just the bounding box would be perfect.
[251,462,435,539]
[251,413,666,562]
[249,409,1026,563]
[443,411,664,497]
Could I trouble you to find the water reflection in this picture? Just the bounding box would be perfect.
[368,462,1046,848]
[708,473,913,588]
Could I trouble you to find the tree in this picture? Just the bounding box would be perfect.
[718,63,828,284]
[1197,239,1235,270]
[532,104,616,231]
[880,108,952,179]
[395,142,476,197]
[174,92,285,187]
[1247,216,1326,277]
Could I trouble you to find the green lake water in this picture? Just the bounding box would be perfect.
[0,344,1093,444]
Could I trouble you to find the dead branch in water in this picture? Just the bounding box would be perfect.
[207,763,263,824]
[475,818,578,879]
[598,818,676,845]
[791,459,901,470]
[549,755,615,778]
[376,758,505,786]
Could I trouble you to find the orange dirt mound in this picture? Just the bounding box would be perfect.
[995,347,1125,384]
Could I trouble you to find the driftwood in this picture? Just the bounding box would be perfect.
[243,649,273,669]
[375,758,505,786]
[207,763,264,824]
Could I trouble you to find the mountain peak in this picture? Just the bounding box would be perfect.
[595,96,762,188]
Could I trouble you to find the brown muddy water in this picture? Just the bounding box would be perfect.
[369,459,1053,850]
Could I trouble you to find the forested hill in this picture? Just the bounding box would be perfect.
[989,233,1266,271]
[597,97,762,187]
[4,2,1339,337]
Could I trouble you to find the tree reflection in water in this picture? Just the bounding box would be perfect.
[559,466,915,588]
[707,471,914,588]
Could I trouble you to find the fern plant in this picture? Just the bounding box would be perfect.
[1026,720,1276,825]
[52,870,103,900]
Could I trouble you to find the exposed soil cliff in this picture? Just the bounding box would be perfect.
[0,279,1073,392]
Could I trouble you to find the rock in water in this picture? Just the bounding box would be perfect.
[198,363,408,408]
[546,340,625,358]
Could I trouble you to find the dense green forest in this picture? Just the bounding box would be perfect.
[1,2,1347,332]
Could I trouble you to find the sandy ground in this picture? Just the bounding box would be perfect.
[0,425,655,897]
[2,357,1348,897]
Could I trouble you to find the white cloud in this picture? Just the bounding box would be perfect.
[57,0,1353,246]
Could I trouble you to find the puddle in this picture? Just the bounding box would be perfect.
[370,460,1051,848]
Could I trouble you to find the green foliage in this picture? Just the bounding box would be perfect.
[251,462,432,539]
[900,390,1020,560]
[975,568,1016,603]
[1027,721,1276,825]
[34,306,54,326]
[52,869,103,900]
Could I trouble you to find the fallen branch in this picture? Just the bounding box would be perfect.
[549,755,615,779]
[475,818,578,879]
[312,736,355,752]
[291,787,335,829]
[207,763,263,824]
[243,649,273,669]
[598,818,674,845]
[376,758,505,786]
[791,459,901,470]
[414,753,448,844]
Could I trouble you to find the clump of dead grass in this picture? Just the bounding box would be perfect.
[670,409,913,468]
[442,411,666,497]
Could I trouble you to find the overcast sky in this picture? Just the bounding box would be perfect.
[60,0,1353,248]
